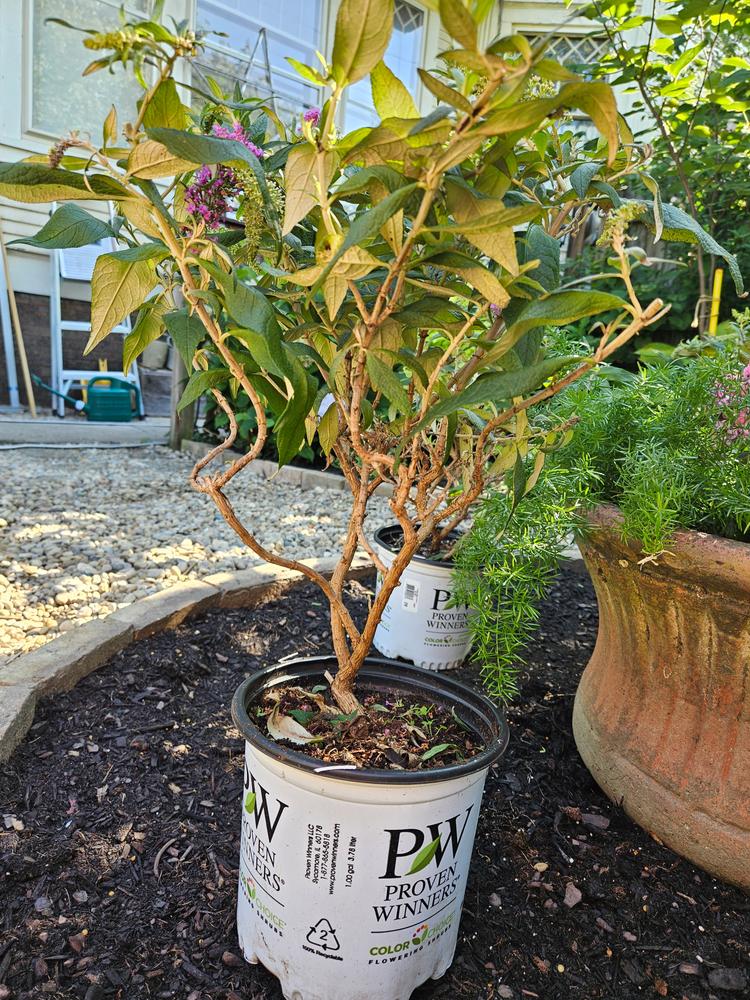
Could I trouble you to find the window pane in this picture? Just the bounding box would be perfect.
[344,0,425,129]
[194,0,322,120]
[32,0,146,136]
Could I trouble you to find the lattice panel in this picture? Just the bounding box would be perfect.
[528,34,608,65]
[395,0,424,34]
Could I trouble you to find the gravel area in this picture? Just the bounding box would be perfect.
[0,445,390,661]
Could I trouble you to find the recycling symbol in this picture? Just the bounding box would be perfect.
[306,918,340,952]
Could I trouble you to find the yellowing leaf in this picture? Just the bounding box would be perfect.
[128,139,195,179]
[446,182,521,273]
[87,251,160,354]
[332,0,395,86]
[438,0,477,50]
[283,145,338,234]
[318,401,340,454]
[371,60,419,120]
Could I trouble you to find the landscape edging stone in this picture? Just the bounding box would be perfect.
[0,555,371,763]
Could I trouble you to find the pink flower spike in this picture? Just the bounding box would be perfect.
[304,107,321,125]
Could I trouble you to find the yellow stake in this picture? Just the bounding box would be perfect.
[708,268,724,335]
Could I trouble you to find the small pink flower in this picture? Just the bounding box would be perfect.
[211,121,264,157]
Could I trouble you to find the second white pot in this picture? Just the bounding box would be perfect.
[373,525,473,671]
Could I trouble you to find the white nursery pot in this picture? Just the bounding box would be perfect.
[373,525,473,670]
[231,656,508,1000]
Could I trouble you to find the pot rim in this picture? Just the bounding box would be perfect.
[373,524,460,569]
[232,655,508,785]
[580,503,750,594]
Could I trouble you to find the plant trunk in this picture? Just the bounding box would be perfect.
[328,528,423,712]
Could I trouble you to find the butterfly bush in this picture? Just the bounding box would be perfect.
[184,123,264,229]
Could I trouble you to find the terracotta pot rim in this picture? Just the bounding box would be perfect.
[578,503,750,596]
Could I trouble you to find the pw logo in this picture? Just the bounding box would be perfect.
[243,765,289,842]
[380,806,474,879]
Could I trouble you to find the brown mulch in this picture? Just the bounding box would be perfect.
[1,570,748,1000]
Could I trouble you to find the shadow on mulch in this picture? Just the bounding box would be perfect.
[1,569,748,1000]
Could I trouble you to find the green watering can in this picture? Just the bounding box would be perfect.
[31,374,143,422]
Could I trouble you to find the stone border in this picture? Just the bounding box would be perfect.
[0,555,371,763]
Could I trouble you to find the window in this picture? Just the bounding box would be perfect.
[343,0,426,130]
[31,0,147,137]
[194,0,323,122]
[526,33,608,73]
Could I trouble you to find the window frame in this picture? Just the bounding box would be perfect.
[23,0,150,142]
[192,0,326,117]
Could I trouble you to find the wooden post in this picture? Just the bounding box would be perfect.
[168,344,195,450]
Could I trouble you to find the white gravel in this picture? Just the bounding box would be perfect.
[0,446,389,661]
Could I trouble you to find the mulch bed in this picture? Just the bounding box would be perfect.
[1,569,748,1000]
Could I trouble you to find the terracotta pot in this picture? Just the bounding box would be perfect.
[573,505,750,890]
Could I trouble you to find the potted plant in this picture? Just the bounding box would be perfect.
[549,337,750,891]
[457,319,749,889]
[0,1,726,994]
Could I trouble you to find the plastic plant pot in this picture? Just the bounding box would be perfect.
[231,655,508,1000]
[372,525,473,671]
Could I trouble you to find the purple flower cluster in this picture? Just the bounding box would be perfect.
[211,120,264,158]
[713,363,750,442]
[184,164,238,229]
[303,107,320,125]
[184,122,264,229]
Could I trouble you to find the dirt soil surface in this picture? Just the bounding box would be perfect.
[1,569,748,1000]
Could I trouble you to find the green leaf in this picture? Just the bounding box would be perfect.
[283,145,338,234]
[417,68,472,114]
[641,201,744,294]
[9,204,115,249]
[177,369,228,411]
[477,97,558,137]
[411,356,577,433]
[224,280,281,338]
[123,297,168,371]
[164,309,206,369]
[570,161,602,199]
[332,0,395,86]
[286,57,327,86]
[371,60,419,120]
[334,165,408,199]
[146,128,261,168]
[640,173,663,242]
[142,78,187,130]
[505,289,628,343]
[407,835,441,875]
[439,0,477,50]
[275,372,316,466]
[86,249,163,354]
[421,742,452,761]
[521,224,560,292]
[0,162,130,203]
[319,183,417,281]
[244,792,256,814]
[366,353,411,412]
